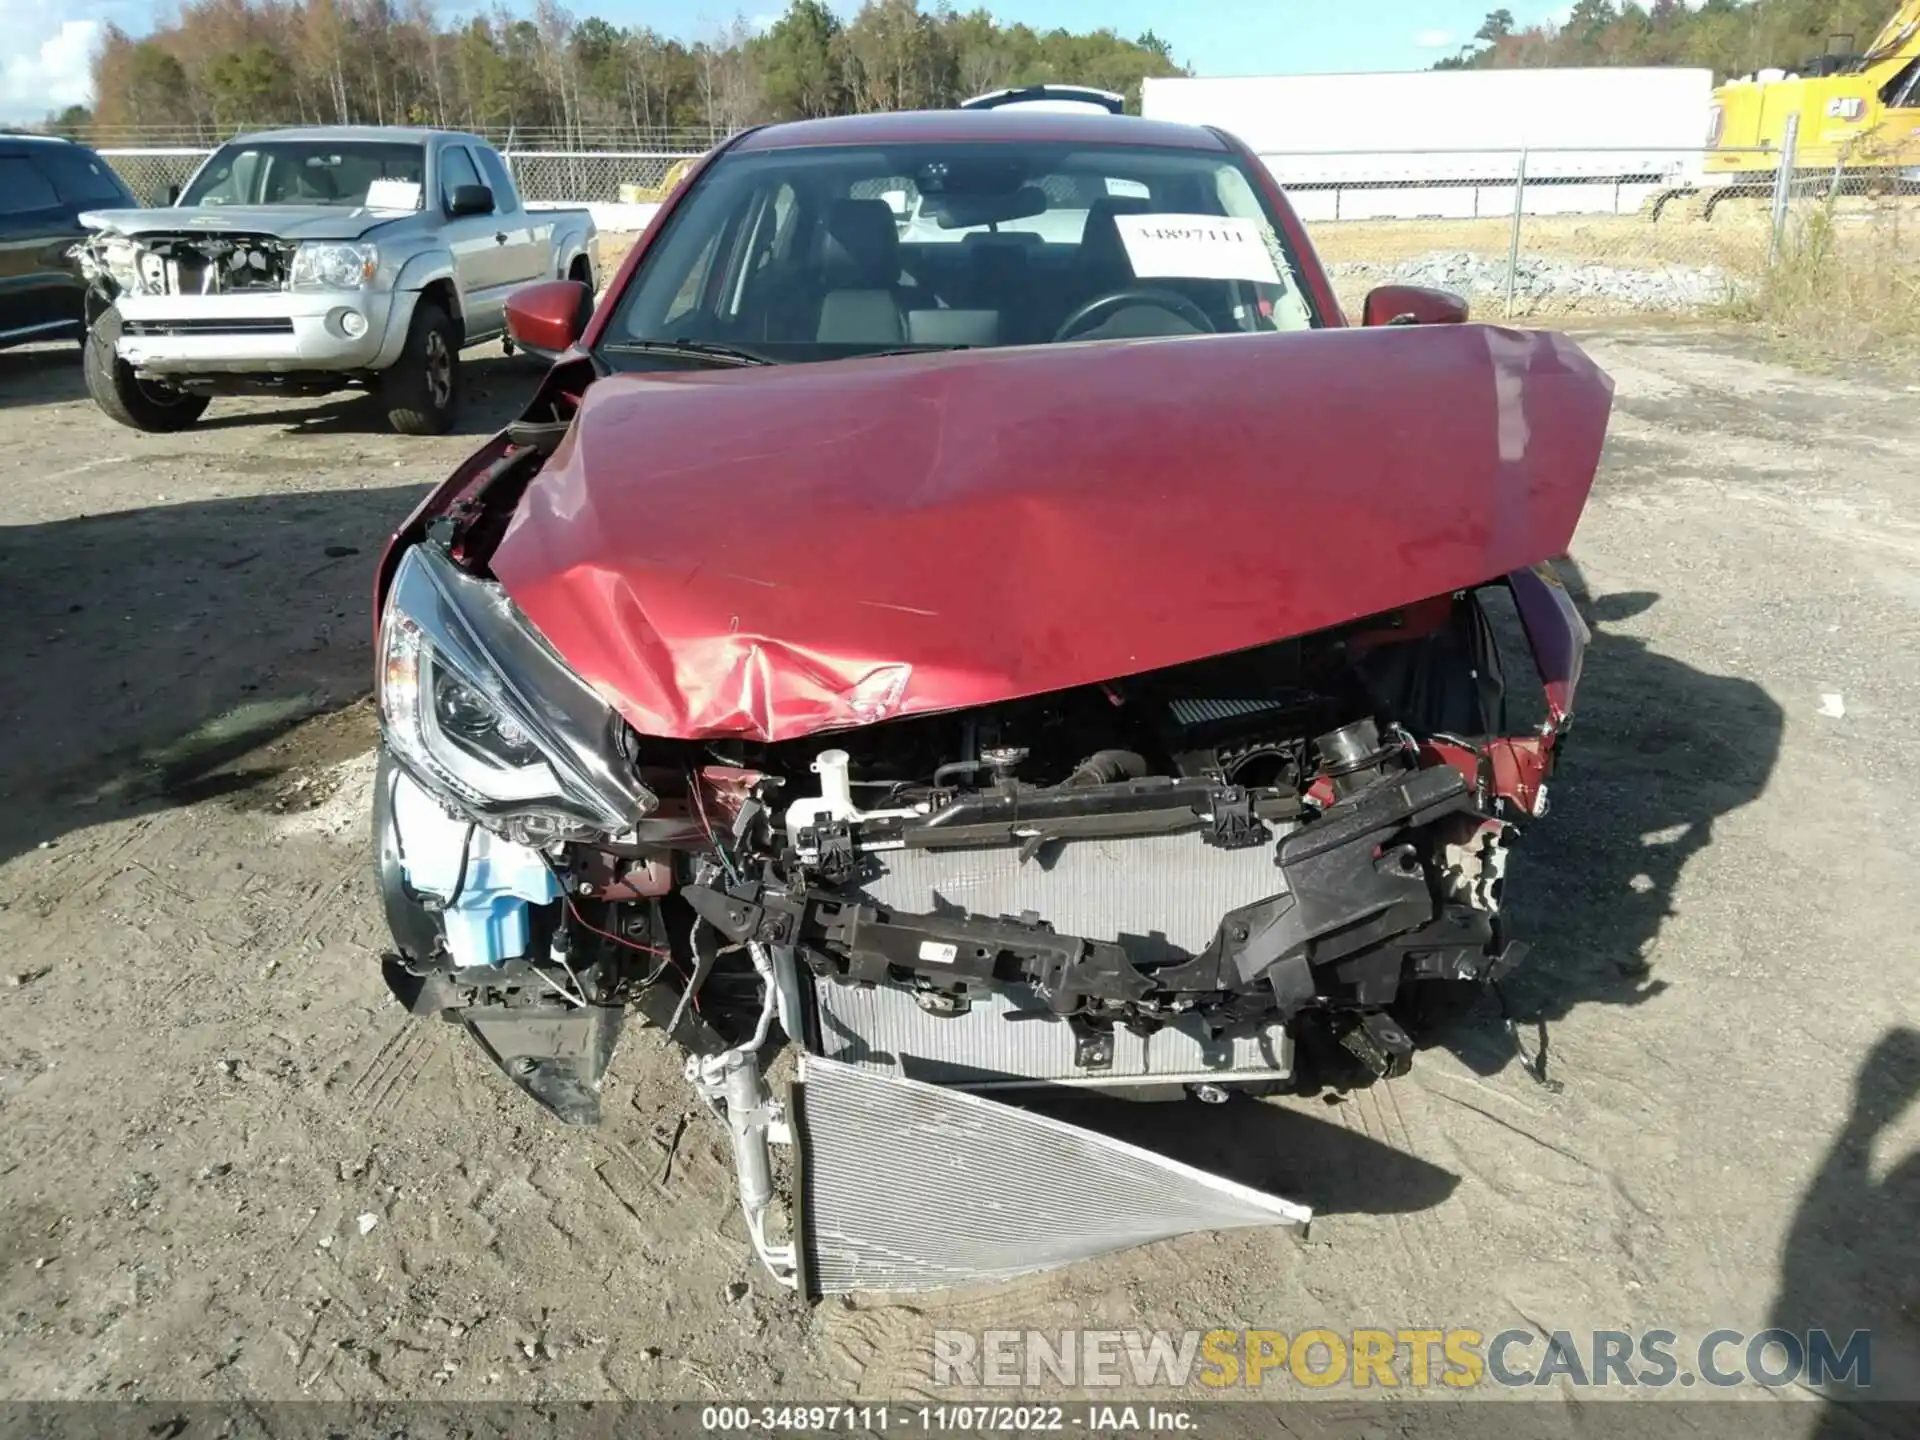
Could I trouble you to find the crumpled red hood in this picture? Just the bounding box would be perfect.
[492,324,1613,743]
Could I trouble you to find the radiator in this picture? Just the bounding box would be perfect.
[812,979,1292,1086]
[815,831,1294,1086]
[853,830,1290,964]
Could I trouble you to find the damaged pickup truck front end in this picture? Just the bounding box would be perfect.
[71,127,596,435]
[372,321,1610,1294]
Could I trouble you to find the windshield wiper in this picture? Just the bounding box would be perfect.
[856,344,977,358]
[599,339,772,367]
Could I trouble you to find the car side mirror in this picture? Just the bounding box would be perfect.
[448,184,495,218]
[1361,283,1469,327]
[507,279,595,358]
[164,184,180,206]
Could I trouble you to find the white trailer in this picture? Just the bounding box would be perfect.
[1142,68,1716,219]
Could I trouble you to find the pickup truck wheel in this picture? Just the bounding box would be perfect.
[381,302,460,435]
[83,309,211,433]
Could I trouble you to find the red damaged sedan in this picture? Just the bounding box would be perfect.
[371,107,1612,1294]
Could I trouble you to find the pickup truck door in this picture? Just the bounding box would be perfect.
[436,143,507,341]
[474,146,548,291]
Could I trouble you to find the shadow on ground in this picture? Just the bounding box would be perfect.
[1427,555,1786,1079]
[0,482,430,863]
[0,343,86,409]
[1770,1026,1920,1430]
[1030,1087,1459,1218]
[0,343,537,436]
[187,352,539,438]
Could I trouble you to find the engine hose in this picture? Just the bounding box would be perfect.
[1067,749,1148,786]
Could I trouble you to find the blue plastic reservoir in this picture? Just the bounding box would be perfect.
[439,848,563,969]
[388,768,564,968]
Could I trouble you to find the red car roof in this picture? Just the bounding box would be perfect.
[728,108,1229,153]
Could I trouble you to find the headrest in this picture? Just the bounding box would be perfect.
[1077,195,1154,283]
[821,198,900,287]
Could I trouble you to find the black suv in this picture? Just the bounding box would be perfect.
[0,134,138,353]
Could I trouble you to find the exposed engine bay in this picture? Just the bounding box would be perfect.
[383,554,1542,1084]
[75,232,296,296]
[656,600,1528,1085]
[377,536,1569,1289]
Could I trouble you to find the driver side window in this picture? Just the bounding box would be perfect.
[191,152,259,205]
[438,146,483,212]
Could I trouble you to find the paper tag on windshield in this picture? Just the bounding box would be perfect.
[364,179,423,211]
[1115,213,1281,285]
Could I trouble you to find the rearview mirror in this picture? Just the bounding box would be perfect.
[1361,284,1469,327]
[448,183,495,218]
[164,183,180,206]
[927,184,1050,230]
[506,279,595,358]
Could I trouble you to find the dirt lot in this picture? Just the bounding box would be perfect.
[1,328,1916,1425]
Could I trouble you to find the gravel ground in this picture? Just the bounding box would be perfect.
[0,329,1916,1427]
[1328,251,1744,314]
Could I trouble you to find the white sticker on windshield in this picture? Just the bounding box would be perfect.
[1115,213,1281,285]
[364,179,423,211]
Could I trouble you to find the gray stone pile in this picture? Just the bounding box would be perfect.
[1329,251,1749,311]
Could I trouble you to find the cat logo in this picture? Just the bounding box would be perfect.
[1825,96,1866,121]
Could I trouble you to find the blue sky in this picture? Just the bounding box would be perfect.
[1,0,1580,121]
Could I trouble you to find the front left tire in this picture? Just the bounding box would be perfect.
[84,308,210,433]
[380,301,461,436]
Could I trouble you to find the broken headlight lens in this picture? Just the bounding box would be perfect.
[378,544,656,837]
[290,242,378,291]
[100,237,143,293]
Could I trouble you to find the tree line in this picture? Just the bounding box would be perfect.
[1437,0,1906,78]
[44,0,1184,141]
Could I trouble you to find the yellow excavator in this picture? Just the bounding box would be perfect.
[1657,0,1920,217]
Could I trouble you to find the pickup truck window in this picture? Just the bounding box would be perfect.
[0,158,59,214]
[183,141,426,208]
[475,147,522,212]
[438,146,483,210]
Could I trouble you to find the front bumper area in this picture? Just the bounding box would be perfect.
[113,290,404,375]
[373,750,1319,1293]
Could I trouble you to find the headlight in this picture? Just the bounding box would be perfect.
[378,545,656,841]
[290,242,378,291]
[101,237,143,292]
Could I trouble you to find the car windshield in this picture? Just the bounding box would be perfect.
[602,139,1318,365]
[181,141,426,209]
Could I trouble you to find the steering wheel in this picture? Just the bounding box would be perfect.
[1052,287,1217,343]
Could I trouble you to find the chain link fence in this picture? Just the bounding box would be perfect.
[1273,136,1919,322]
[1276,145,1774,320]
[502,150,699,203]
[94,136,1919,331]
[1741,121,1920,359]
[98,149,214,207]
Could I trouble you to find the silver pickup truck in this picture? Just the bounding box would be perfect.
[74,126,596,434]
